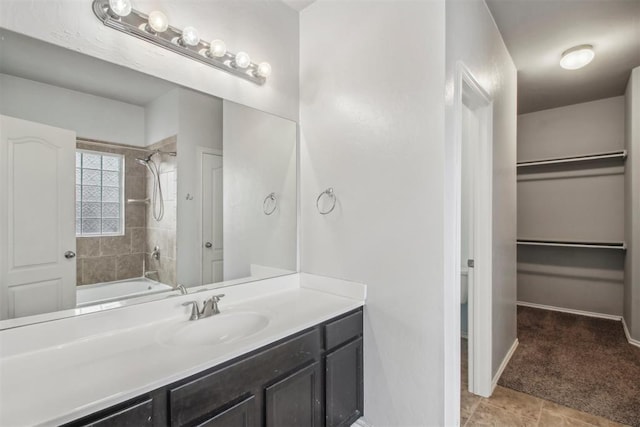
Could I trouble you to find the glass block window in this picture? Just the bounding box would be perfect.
[76,150,124,236]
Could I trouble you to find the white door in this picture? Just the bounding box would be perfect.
[0,115,77,320]
[201,153,223,284]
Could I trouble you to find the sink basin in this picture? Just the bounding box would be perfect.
[158,311,270,346]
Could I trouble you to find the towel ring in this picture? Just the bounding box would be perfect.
[316,187,336,215]
[263,192,277,215]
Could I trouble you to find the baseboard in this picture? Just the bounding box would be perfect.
[492,338,518,393]
[516,301,622,321]
[518,301,640,348]
[352,417,373,427]
[622,317,640,348]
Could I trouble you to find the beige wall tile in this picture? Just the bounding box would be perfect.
[131,227,146,253]
[82,256,116,284]
[100,232,131,256]
[116,253,144,280]
[126,204,146,228]
[77,237,100,258]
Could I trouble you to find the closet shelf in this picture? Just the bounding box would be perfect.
[517,239,627,250]
[516,150,627,168]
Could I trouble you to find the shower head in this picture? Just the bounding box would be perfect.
[135,153,155,165]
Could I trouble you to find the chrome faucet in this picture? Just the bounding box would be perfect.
[175,284,188,295]
[182,294,225,321]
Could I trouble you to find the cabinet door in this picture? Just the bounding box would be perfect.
[196,395,256,427]
[326,338,363,427]
[265,362,322,427]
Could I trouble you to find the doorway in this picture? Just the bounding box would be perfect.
[199,149,223,285]
[459,64,493,399]
[444,63,495,425]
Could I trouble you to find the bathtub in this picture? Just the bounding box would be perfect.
[76,277,174,307]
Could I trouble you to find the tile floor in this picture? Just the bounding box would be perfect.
[460,339,629,427]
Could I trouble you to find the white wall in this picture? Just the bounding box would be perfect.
[175,89,224,287]
[517,97,626,316]
[0,0,299,121]
[518,97,625,162]
[223,101,297,281]
[624,67,640,341]
[445,0,518,385]
[145,89,179,146]
[0,73,145,145]
[301,1,447,425]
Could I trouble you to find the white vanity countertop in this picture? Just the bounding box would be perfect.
[0,273,366,427]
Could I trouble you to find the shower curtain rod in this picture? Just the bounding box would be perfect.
[76,137,174,154]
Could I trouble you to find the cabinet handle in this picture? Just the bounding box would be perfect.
[64,251,76,259]
[205,242,213,248]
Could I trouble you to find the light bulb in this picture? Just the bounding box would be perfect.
[234,51,251,69]
[181,26,200,47]
[208,39,227,58]
[147,11,169,33]
[560,45,595,70]
[108,0,132,17]
[256,62,272,78]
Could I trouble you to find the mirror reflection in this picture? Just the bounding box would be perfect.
[0,29,297,326]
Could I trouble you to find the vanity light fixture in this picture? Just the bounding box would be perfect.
[560,44,595,70]
[92,0,271,85]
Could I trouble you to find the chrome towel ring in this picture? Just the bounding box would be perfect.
[263,192,277,215]
[316,187,336,215]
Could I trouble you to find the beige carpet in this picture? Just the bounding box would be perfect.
[498,306,640,427]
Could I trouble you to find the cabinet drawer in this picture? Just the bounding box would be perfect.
[169,328,322,426]
[68,398,153,427]
[196,395,256,427]
[324,309,363,351]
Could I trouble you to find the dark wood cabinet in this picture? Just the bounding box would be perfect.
[64,308,363,427]
[325,338,363,427]
[265,362,322,427]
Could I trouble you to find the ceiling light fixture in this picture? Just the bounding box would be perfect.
[93,0,271,85]
[560,44,595,70]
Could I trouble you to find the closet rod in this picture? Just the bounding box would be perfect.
[517,150,627,167]
[517,239,627,250]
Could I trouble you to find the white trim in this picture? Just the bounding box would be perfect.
[351,418,373,427]
[516,301,621,321]
[492,338,518,392]
[443,62,495,426]
[460,62,494,399]
[622,317,640,348]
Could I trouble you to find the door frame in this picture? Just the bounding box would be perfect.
[444,62,494,425]
[196,146,223,286]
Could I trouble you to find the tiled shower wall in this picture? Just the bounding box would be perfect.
[145,136,178,286]
[76,141,147,285]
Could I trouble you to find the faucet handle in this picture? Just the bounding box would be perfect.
[211,294,225,302]
[182,301,200,321]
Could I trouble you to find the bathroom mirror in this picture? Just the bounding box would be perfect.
[0,29,297,328]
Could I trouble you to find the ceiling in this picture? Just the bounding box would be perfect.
[280,0,316,12]
[0,29,176,107]
[486,0,640,114]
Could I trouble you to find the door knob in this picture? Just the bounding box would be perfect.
[64,251,76,259]
[205,242,213,248]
